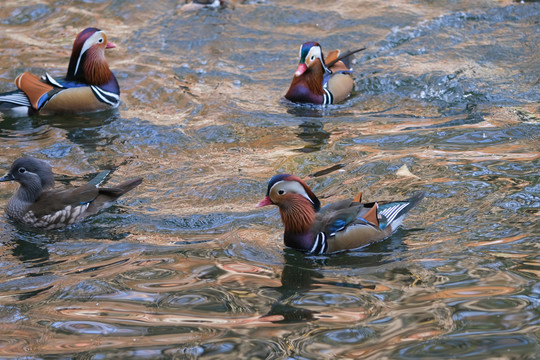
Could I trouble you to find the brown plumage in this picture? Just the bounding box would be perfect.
[279,195,316,234]
[14,72,54,110]
[285,42,365,105]
[0,27,119,116]
[258,174,425,254]
[0,157,142,230]
[82,42,114,86]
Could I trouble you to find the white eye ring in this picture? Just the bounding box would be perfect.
[310,55,315,61]
[18,167,26,174]
[278,189,285,195]
[98,38,104,43]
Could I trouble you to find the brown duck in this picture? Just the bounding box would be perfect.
[285,42,365,105]
[0,157,142,229]
[257,174,425,254]
[0,27,120,116]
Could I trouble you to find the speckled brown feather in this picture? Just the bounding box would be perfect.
[23,177,142,228]
[1,157,142,229]
[28,184,99,218]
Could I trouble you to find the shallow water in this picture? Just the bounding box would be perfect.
[0,0,539,358]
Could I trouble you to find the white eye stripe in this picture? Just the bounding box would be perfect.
[271,180,314,205]
[308,46,322,61]
[310,46,331,73]
[74,31,105,75]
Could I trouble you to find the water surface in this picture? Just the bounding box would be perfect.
[0,0,539,358]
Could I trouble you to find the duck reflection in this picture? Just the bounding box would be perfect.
[0,110,116,155]
[296,120,330,153]
[49,111,118,154]
[0,113,43,131]
[284,104,330,153]
[264,249,383,323]
[263,250,321,322]
[11,238,50,265]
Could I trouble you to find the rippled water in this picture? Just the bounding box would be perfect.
[0,0,539,358]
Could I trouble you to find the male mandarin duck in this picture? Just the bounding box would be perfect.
[285,42,365,105]
[0,157,142,229]
[0,27,120,116]
[180,0,224,11]
[257,174,425,254]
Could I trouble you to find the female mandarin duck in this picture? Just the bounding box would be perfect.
[0,27,120,116]
[0,157,142,229]
[257,174,425,254]
[285,42,365,105]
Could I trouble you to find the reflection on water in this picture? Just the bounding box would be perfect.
[0,0,539,358]
[295,120,330,153]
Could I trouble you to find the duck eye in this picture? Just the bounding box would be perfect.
[310,55,315,61]
[98,38,104,43]
[278,190,285,195]
[18,167,26,174]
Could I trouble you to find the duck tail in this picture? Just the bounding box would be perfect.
[99,178,143,198]
[88,170,111,186]
[325,47,366,69]
[378,192,425,234]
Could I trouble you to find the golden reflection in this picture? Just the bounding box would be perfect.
[467,234,529,247]
[516,268,540,277]
[488,252,531,259]
[54,303,285,328]
[515,258,540,278]
[0,0,538,358]
[220,262,272,274]
[415,285,517,301]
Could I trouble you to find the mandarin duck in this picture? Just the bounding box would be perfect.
[0,28,120,116]
[0,157,142,229]
[285,42,365,105]
[257,174,425,254]
[180,0,224,11]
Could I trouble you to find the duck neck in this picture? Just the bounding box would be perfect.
[280,196,316,250]
[285,65,325,104]
[304,63,325,95]
[6,179,42,220]
[84,51,114,86]
[67,49,114,86]
[17,177,43,203]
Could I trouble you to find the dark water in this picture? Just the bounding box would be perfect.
[0,0,539,358]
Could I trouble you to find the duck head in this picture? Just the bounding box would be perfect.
[285,42,330,104]
[257,174,321,234]
[0,157,55,202]
[293,42,330,77]
[66,27,116,85]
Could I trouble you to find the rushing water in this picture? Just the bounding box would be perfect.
[0,0,539,358]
